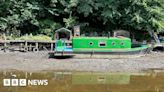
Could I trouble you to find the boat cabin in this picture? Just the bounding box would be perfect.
[54,28,72,40]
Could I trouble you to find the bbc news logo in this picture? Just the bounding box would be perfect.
[3,79,48,86]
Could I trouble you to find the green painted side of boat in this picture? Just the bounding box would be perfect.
[73,45,149,53]
[52,37,150,55]
[73,37,131,49]
[55,40,66,51]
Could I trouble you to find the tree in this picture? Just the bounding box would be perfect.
[0,0,163,37]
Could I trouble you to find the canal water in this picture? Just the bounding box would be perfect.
[0,70,164,92]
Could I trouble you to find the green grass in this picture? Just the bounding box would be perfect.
[5,34,52,41]
[15,35,52,41]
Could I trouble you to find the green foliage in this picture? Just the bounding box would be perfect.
[16,34,52,41]
[63,15,78,28]
[6,35,13,40]
[0,0,163,38]
[0,17,8,31]
[0,0,39,35]
[38,19,62,35]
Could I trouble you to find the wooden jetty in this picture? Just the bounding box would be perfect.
[0,40,72,52]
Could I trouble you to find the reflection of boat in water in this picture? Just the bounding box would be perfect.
[49,36,151,57]
[72,72,131,85]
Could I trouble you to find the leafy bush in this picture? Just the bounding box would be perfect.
[15,34,52,41]
[6,36,14,40]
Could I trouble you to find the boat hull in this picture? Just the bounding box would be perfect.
[49,46,151,58]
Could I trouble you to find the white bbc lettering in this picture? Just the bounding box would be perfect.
[3,79,11,86]
[37,80,44,85]
[37,80,48,85]
[3,79,48,86]
[11,79,18,86]
[44,80,48,85]
[28,80,37,85]
[19,79,27,86]
[28,79,48,86]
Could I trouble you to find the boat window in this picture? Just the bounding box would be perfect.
[89,42,94,46]
[111,42,116,46]
[99,42,106,47]
[120,42,124,46]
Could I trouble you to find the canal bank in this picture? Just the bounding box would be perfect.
[0,51,164,72]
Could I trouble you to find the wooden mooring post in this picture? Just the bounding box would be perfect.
[51,42,54,51]
[0,40,71,52]
[33,42,39,52]
[24,41,28,51]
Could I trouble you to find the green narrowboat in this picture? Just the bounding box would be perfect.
[49,36,150,57]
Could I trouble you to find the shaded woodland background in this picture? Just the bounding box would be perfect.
[0,0,163,40]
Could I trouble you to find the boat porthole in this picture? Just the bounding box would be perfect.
[120,42,124,46]
[89,42,94,46]
[111,42,116,46]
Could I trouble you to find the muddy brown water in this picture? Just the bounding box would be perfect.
[0,70,164,92]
